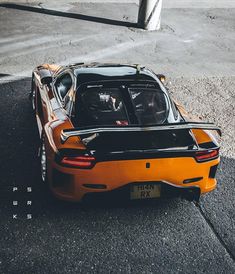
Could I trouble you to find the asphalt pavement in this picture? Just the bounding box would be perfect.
[0,1,234,273]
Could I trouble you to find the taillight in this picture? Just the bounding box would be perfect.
[195,149,219,162]
[61,156,96,168]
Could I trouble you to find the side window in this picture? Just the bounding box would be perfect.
[55,74,72,100]
[170,98,179,120]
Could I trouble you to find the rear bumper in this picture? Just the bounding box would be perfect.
[82,181,201,203]
[47,156,219,202]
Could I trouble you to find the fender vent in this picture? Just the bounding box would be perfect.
[209,164,219,178]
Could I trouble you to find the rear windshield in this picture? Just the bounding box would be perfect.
[79,87,129,126]
[129,88,168,125]
[75,84,168,126]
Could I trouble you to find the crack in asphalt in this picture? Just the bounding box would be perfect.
[195,202,235,263]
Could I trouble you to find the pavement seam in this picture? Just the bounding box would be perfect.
[194,202,235,263]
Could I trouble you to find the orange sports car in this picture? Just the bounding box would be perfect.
[30,63,221,202]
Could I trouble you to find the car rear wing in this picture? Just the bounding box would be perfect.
[60,122,221,145]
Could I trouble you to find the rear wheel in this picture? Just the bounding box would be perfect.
[39,136,47,183]
[30,76,36,111]
[39,135,57,202]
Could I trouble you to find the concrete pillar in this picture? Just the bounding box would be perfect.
[138,0,162,31]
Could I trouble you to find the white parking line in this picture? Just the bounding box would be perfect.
[0,35,73,55]
[63,39,150,64]
[0,34,101,60]
[0,33,38,45]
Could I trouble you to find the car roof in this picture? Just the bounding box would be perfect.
[72,63,157,85]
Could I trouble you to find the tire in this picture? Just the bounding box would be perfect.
[39,135,47,183]
[39,135,57,202]
[29,76,36,111]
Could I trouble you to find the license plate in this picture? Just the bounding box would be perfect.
[130,184,161,200]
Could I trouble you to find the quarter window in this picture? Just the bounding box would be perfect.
[55,74,72,100]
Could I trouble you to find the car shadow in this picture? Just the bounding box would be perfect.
[0,3,139,28]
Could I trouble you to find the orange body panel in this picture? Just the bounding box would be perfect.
[47,154,219,201]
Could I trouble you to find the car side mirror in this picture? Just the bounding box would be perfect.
[38,68,52,86]
[157,74,166,83]
[41,76,52,86]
